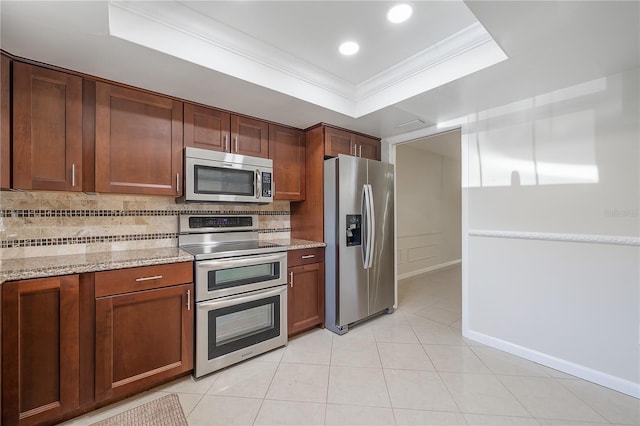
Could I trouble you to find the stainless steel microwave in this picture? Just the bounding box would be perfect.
[178,147,274,203]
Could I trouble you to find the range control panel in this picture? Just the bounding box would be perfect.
[188,216,253,229]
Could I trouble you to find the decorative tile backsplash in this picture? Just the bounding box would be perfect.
[0,191,290,259]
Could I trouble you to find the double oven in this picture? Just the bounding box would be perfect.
[179,214,288,378]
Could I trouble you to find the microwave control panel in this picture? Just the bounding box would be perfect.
[262,172,272,197]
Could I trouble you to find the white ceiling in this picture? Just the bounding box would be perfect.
[180,1,479,84]
[1,1,638,140]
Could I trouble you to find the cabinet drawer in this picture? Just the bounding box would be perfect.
[287,247,325,267]
[95,262,193,297]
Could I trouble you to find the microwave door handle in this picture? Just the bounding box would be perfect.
[256,169,262,199]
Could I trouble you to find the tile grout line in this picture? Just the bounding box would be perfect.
[373,334,398,425]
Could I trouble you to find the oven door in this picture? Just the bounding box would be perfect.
[195,252,287,301]
[195,285,287,377]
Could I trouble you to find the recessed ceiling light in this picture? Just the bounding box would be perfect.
[387,4,412,23]
[339,41,359,56]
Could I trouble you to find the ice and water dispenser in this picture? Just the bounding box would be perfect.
[346,214,361,247]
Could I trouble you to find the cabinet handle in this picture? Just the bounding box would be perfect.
[289,271,294,288]
[71,164,76,187]
[234,136,239,153]
[135,275,163,282]
[359,145,362,157]
[176,173,180,193]
[224,135,229,152]
[352,144,356,156]
[186,289,191,311]
[301,254,315,259]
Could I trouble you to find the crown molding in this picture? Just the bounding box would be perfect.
[357,23,492,100]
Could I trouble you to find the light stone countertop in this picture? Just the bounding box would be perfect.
[0,248,194,284]
[0,240,326,283]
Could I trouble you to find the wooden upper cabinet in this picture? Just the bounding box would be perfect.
[269,124,305,201]
[355,134,381,160]
[324,126,355,158]
[13,62,83,191]
[1,55,10,189]
[95,82,183,195]
[2,275,80,426]
[323,125,380,160]
[231,115,269,158]
[184,103,231,152]
[184,104,268,158]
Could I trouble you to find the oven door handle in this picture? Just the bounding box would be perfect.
[196,253,286,270]
[197,285,285,310]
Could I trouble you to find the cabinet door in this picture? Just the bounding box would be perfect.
[1,55,10,189]
[288,262,325,336]
[355,135,381,160]
[95,82,183,195]
[2,275,80,426]
[184,103,231,152]
[324,126,355,157]
[95,283,193,402]
[269,124,305,201]
[13,62,83,191]
[231,115,269,158]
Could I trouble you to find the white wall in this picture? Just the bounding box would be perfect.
[464,68,639,396]
[396,139,461,279]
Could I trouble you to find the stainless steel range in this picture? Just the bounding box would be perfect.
[179,214,288,378]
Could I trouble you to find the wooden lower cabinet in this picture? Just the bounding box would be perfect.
[94,264,193,403]
[1,262,194,424]
[287,248,325,337]
[2,275,81,426]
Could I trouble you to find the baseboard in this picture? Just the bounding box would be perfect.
[398,259,461,281]
[463,329,640,398]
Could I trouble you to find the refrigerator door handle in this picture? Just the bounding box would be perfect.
[361,184,369,268]
[365,184,376,269]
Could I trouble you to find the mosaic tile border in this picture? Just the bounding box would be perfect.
[0,228,292,248]
[0,209,290,218]
[1,233,178,248]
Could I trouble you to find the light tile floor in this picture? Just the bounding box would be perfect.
[61,265,639,425]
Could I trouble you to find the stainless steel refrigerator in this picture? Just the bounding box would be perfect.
[324,154,395,335]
